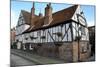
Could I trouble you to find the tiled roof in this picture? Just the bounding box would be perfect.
[21,10,31,25]
[21,10,41,25]
[50,5,78,26]
[23,5,78,33]
[31,15,41,26]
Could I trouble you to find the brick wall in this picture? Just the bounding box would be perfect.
[72,42,78,62]
[21,41,91,62]
[72,41,91,62]
[31,42,73,62]
[59,43,73,62]
[79,41,91,61]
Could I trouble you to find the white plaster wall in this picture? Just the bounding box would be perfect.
[71,5,81,22]
[62,23,71,41]
[81,28,89,41]
[17,42,21,49]
[16,24,30,35]
[68,28,72,41]
[23,33,29,43]
[73,24,77,40]
[47,28,52,42]
[29,44,33,50]
[71,5,87,26]
[72,22,89,41]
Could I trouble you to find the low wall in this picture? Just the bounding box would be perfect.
[79,41,91,61]
[30,42,73,62]
[19,41,91,62]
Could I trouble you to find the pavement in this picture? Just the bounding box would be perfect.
[11,49,66,66]
[11,54,36,67]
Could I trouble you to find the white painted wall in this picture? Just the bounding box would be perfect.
[47,28,52,42]
[72,22,89,41]
[72,5,87,26]
[22,23,73,44]
[62,23,72,41]
[72,5,81,22]
[15,35,22,42]
[17,42,21,49]
[16,24,30,35]
[81,28,89,41]
[16,12,30,35]
[17,23,89,44]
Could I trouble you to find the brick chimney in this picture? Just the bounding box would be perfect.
[44,3,53,25]
[31,2,35,18]
[31,2,35,26]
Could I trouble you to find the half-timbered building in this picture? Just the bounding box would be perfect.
[15,3,91,62]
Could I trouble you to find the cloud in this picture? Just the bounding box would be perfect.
[11,10,18,28]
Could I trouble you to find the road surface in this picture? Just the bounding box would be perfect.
[10,54,36,67]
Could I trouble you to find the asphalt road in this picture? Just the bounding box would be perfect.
[10,54,36,67]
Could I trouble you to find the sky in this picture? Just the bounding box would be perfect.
[11,0,95,28]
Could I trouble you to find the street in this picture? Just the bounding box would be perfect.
[10,49,95,67]
[10,49,65,67]
[10,54,36,67]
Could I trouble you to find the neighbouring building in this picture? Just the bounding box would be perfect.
[15,3,91,62]
[88,26,95,56]
[11,27,16,48]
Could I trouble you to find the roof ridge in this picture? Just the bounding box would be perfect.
[52,5,78,15]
